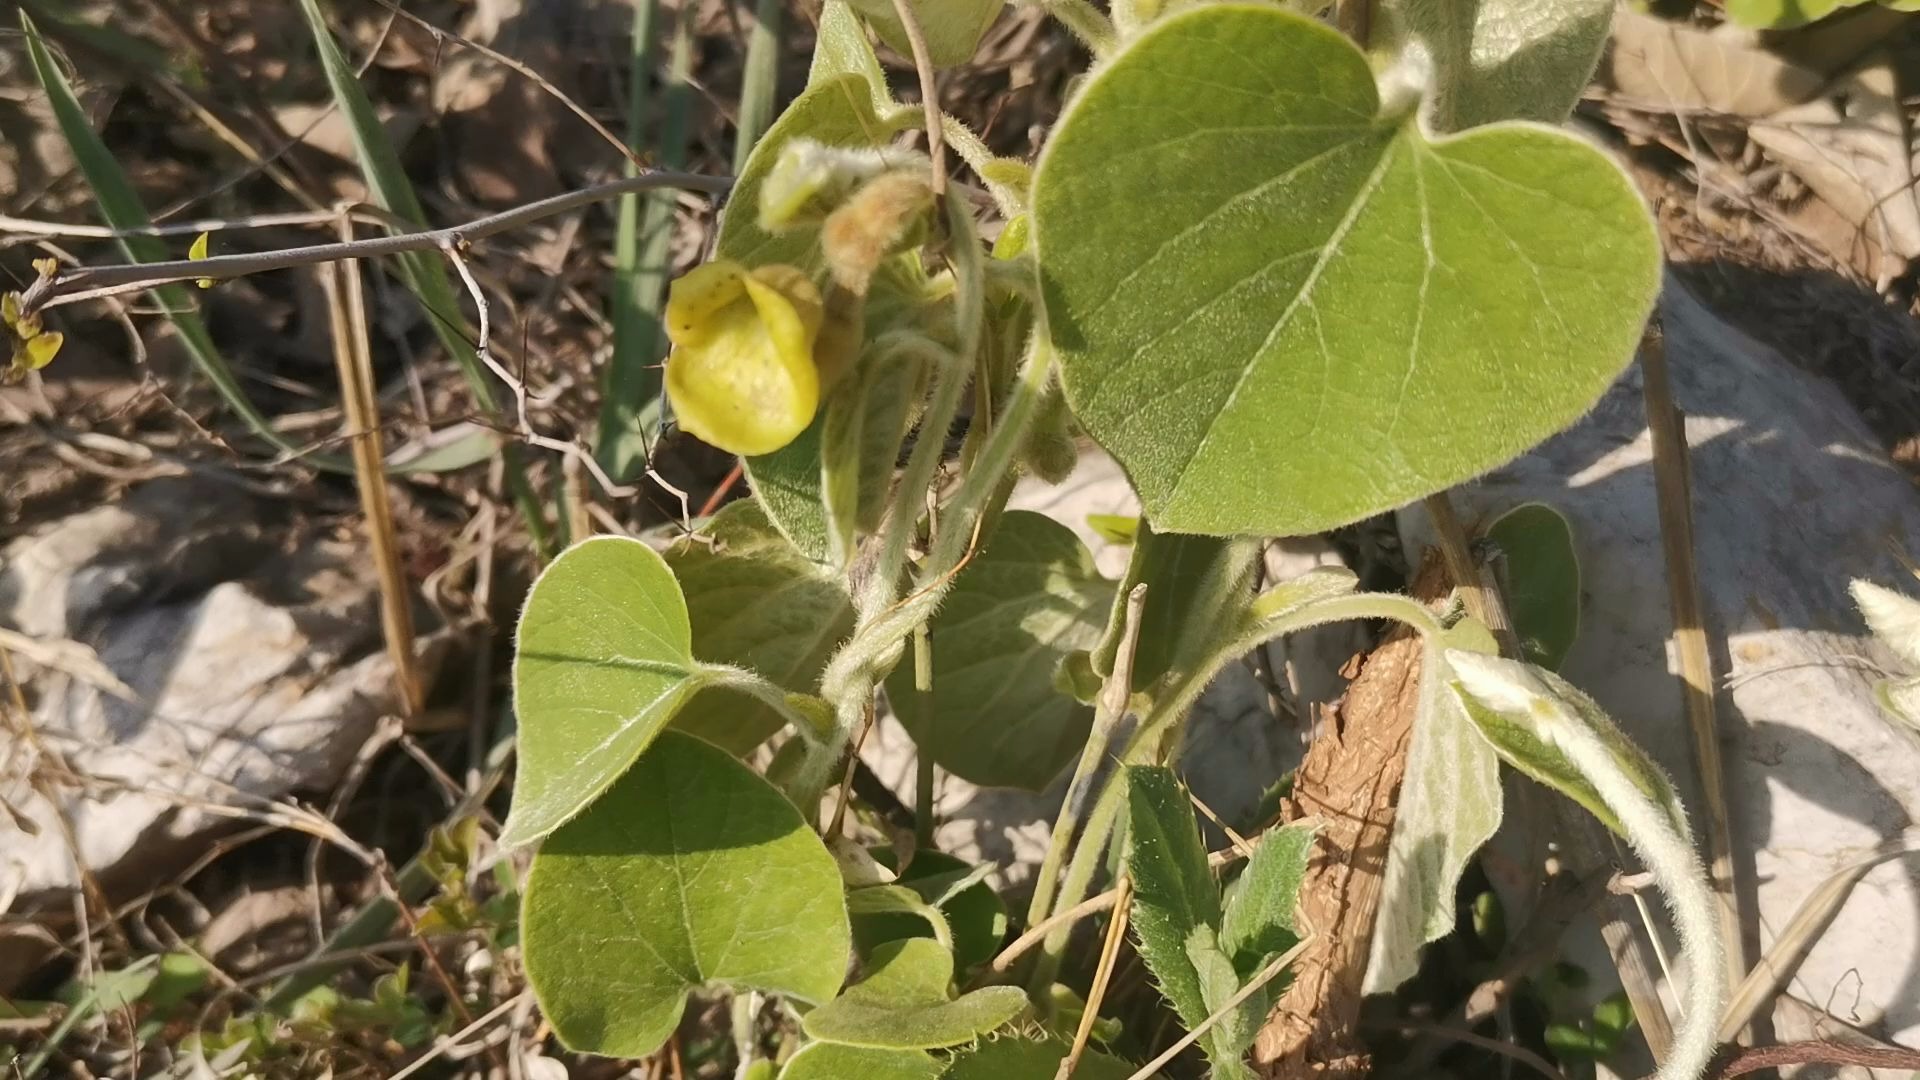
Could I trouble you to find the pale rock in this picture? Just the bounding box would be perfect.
[1402,278,1920,1069]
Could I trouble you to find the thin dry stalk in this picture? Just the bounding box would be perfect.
[1060,875,1132,1079]
[1639,320,1745,996]
[889,0,950,198]
[323,214,422,715]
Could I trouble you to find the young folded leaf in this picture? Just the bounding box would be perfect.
[1445,652,1727,1080]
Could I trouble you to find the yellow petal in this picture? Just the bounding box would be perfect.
[663,260,748,349]
[190,232,214,289]
[666,269,823,457]
[22,331,62,371]
[1,293,19,331]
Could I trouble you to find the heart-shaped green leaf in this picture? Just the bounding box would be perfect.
[887,510,1115,789]
[522,732,850,1057]
[667,502,854,754]
[779,1044,941,1080]
[1034,5,1660,537]
[502,537,706,848]
[801,938,1027,1049]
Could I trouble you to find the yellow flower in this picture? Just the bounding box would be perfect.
[665,261,824,456]
[2,291,62,383]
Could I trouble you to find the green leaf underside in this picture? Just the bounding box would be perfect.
[801,938,1027,1049]
[1034,4,1660,537]
[522,732,849,1058]
[667,502,854,753]
[779,1043,942,1080]
[1124,767,1239,1068]
[888,511,1115,790]
[942,1036,1139,1080]
[503,537,703,847]
[1363,623,1503,994]
[1486,502,1581,671]
[1219,822,1315,974]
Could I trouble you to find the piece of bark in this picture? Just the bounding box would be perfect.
[1252,555,1451,1077]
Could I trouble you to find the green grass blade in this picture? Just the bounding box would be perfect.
[20,13,337,470]
[595,4,694,483]
[293,0,550,554]
[735,0,784,175]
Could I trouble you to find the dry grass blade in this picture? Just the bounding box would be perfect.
[291,0,551,553]
[735,0,785,174]
[321,215,422,716]
[1715,830,1920,1043]
[1060,874,1131,1079]
[1639,320,1746,997]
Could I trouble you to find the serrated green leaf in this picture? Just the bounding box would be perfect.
[522,732,849,1057]
[1093,522,1260,691]
[802,938,1026,1049]
[502,537,706,847]
[1363,623,1502,994]
[843,0,1003,67]
[1034,5,1660,537]
[1446,651,1685,841]
[779,1043,942,1080]
[856,850,1008,972]
[942,1035,1141,1080]
[1486,503,1580,671]
[1125,766,1242,1072]
[666,502,853,754]
[1374,0,1613,133]
[1184,925,1261,1070]
[1220,822,1315,975]
[888,511,1115,790]
[810,1,894,113]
